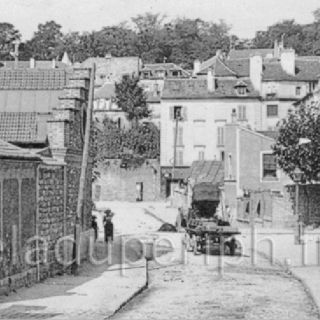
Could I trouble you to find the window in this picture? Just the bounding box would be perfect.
[221,151,225,161]
[296,86,301,96]
[172,70,180,77]
[237,86,246,95]
[267,105,278,117]
[117,117,121,129]
[142,72,150,78]
[177,150,183,166]
[174,106,182,120]
[199,150,205,161]
[309,82,316,93]
[217,127,224,146]
[238,105,247,120]
[262,153,277,180]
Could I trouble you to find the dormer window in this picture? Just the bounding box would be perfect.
[172,70,180,77]
[296,86,301,96]
[235,80,248,96]
[155,70,166,78]
[237,86,246,95]
[142,72,150,78]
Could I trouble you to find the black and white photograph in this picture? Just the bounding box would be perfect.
[0,0,320,319]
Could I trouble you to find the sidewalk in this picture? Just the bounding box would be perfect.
[0,239,147,320]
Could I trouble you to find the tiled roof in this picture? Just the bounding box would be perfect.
[0,139,42,160]
[140,63,189,78]
[198,58,250,78]
[187,160,224,184]
[0,69,67,89]
[0,112,49,144]
[198,56,217,74]
[262,59,320,81]
[95,83,115,99]
[0,60,69,69]
[162,78,260,99]
[228,48,274,59]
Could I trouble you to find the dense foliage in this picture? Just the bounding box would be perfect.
[273,103,320,183]
[115,75,149,125]
[94,118,160,170]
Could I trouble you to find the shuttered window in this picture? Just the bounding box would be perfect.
[238,105,246,120]
[262,154,277,179]
[217,127,224,146]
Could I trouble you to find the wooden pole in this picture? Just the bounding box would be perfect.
[74,63,96,272]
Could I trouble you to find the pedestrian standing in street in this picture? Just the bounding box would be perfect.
[103,209,114,243]
[92,216,98,241]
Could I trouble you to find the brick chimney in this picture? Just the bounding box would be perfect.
[207,67,215,92]
[193,59,201,76]
[250,54,262,92]
[280,49,295,76]
[30,58,35,68]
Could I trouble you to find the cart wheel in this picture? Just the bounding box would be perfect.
[192,235,198,255]
[229,239,236,256]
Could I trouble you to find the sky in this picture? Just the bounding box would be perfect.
[1,0,320,40]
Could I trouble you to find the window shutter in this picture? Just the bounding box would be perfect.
[182,106,188,121]
[170,106,174,120]
[217,127,224,145]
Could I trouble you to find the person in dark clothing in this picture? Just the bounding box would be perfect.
[91,216,98,241]
[103,209,114,243]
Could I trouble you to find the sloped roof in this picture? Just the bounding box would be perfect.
[0,69,67,89]
[0,60,69,69]
[187,160,224,201]
[141,63,189,78]
[0,139,42,160]
[95,83,115,99]
[228,48,274,59]
[198,56,217,74]
[162,78,260,99]
[258,131,279,140]
[0,112,49,144]
[262,59,320,81]
[187,160,224,185]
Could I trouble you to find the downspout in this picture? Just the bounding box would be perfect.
[35,163,40,282]
[74,63,96,272]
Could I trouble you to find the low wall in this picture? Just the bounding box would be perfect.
[94,159,161,202]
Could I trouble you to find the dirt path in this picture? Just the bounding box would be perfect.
[112,251,319,320]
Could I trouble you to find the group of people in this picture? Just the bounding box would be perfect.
[91,209,114,243]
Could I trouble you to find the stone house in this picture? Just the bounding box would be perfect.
[0,67,94,293]
[160,67,261,197]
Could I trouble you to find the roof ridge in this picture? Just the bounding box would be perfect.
[217,58,237,75]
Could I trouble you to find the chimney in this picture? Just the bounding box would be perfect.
[30,57,35,68]
[280,49,295,76]
[231,109,237,124]
[249,54,262,92]
[193,59,201,76]
[207,67,215,92]
[215,49,222,59]
[52,58,56,69]
[273,40,279,59]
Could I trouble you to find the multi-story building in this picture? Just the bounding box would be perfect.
[160,64,261,197]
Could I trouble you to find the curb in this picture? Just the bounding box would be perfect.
[107,281,149,319]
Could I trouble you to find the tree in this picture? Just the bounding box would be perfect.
[115,75,149,126]
[24,21,63,60]
[0,23,20,60]
[273,103,320,182]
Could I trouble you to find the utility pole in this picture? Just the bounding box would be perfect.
[172,108,182,182]
[73,63,96,273]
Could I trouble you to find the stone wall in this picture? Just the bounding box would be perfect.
[236,189,297,229]
[94,159,161,202]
